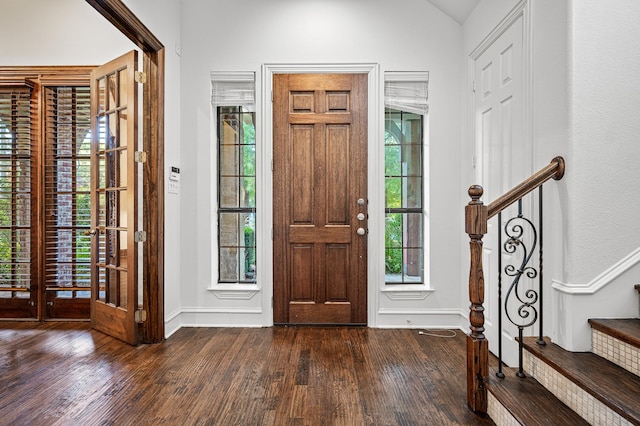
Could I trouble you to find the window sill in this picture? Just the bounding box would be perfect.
[381,284,434,301]
[207,283,260,300]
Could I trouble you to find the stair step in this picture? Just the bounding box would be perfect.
[589,318,640,348]
[522,336,640,425]
[487,367,590,426]
[589,318,640,377]
[589,318,640,376]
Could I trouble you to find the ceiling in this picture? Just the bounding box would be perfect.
[426,0,481,25]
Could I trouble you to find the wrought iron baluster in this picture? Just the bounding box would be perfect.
[537,185,546,346]
[496,212,504,378]
[503,197,539,378]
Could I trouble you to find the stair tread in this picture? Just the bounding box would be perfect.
[488,367,590,426]
[589,318,640,348]
[522,336,640,425]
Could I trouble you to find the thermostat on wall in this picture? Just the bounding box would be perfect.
[170,166,180,181]
[168,166,180,194]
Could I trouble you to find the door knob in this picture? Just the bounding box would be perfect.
[357,213,365,221]
[356,228,366,236]
[84,229,97,236]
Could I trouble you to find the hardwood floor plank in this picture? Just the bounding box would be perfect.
[0,323,493,426]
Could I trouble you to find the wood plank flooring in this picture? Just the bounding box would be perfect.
[0,322,494,426]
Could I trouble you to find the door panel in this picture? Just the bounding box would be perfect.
[89,51,138,345]
[273,73,367,324]
[43,85,92,320]
[474,15,527,366]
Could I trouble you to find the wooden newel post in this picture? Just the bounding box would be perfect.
[465,185,489,413]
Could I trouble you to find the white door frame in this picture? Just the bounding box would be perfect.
[467,0,533,366]
[261,63,381,326]
[469,0,532,185]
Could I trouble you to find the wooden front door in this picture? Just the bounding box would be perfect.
[273,73,368,324]
[89,51,139,344]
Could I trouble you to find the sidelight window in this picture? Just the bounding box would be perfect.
[212,73,256,283]
[384,72,429,284]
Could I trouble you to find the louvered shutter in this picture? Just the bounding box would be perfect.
[0,86,35,294]
[43,86,92,298]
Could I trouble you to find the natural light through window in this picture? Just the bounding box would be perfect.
[212,72,256,284]
[384,72,429,285]
[217,107,256,283]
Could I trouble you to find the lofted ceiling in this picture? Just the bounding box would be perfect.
[426,0,481,25]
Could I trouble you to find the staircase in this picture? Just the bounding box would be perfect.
[486,285,640,425]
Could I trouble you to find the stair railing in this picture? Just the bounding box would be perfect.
[465,156,565,413]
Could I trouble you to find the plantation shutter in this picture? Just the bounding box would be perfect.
[0,84,35,292]
[43,86,92,296]
[384,71,430,115]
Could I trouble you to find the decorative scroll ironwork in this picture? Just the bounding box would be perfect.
[501,203,540,377]
[503,213,539,329]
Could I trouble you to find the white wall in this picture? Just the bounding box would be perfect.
[1,0,183,338]
[179,0,467,328]
[552,0,640,350]
[566,0,640,283]
[463,0,640,353]
[1,0,132,64]
[120,0,183,337]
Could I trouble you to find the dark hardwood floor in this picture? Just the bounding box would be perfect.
[0,322,494,426]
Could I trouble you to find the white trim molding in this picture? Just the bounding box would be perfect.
[179,307,265,328]
[381,286,435,301]
[262,63,382,327]
[207,284,260,300]
[552,246,640,294]
[376,308,467,329]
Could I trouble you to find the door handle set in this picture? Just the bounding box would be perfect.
[356,198,367,236]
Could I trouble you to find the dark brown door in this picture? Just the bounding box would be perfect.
[273,73,368,324]
[89,51,139,344]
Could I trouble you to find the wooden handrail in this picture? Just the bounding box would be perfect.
[465,156,565,414]
[488,156,565,219]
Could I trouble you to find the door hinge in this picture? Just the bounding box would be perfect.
[135,71,147,84]
[134,230,147,243]
[134,151,147,163]
[135,309,147,323]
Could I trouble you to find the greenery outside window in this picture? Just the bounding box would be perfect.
[212,72,256,284]
[217,107,256,282]
[384,72,429,285]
